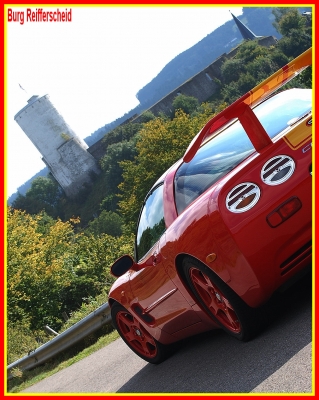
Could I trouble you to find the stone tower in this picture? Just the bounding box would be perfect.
[14,94,100,199]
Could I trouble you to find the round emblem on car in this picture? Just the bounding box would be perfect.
[261,155,295,186]
[226,182,261,213]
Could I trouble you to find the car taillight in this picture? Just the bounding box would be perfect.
[226,182,261,213]
[261,155,295,185]
[266,197,302,228]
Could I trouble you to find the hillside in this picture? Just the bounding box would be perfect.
[76,7,283,148]
[136,7,281,107]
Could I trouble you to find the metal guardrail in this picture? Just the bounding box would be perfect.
[7,302,112,380]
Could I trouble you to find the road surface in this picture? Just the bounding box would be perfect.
[22,271,313,394]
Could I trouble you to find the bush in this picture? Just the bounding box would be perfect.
[7,321,47,365]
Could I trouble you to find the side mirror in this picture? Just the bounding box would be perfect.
[110,255,136,277]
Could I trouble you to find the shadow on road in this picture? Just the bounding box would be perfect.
[117,270,312,393]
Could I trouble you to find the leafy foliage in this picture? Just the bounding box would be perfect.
[99,138,137,209]
[118,106,213,231]
[12,176,63,218]
[138,111,156,123]
[86,210,123,237]
[276,8,307,36]
[220,37,311,104]
[172,94,199,116]
[273,8,312,59]
[221,58,245,84]
[7,207,134,331]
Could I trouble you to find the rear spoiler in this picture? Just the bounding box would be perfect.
[183,47,312,163]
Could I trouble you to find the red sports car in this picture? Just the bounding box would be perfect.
[108,48,312,363]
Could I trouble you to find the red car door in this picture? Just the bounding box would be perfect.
[130,185,201,334]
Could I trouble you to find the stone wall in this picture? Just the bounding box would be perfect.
[47,139,100,198]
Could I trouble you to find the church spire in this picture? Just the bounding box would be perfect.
[230,12,262,40]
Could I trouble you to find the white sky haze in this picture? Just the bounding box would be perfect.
[6,5,243,198]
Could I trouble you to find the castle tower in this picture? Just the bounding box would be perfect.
[14,94,100,199]
[230,12,262,40]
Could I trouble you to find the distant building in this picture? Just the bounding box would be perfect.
[230,12,263,40]
[14,94,100,198]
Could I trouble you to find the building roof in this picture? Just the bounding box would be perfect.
[230,12,262,40]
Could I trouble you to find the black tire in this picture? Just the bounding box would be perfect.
[182,256,259,341]
[111,302,169,364]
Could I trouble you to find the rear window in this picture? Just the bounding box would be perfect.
[174,89,312,214]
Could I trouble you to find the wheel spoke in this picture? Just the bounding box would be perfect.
[116,311,157,357]
[216,293,240,330]
[132,319,157,356]
[190,269,220,314]
[191,270,214,300]
[189,266,241,333]
[117,313,136,342]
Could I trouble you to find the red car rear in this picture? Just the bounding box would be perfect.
[108,48,312,364]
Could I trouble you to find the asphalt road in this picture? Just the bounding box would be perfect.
[22,271,313,394]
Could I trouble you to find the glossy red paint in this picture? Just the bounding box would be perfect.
[108,48,312,363]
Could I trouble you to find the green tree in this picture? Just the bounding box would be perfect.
[100,140,137,186]
[101,121,142,147]
[237,72,257,94]
[278,29,312,59]
[221,81,241,104]
[7,320,44,364]
[118,106,213,231]
[99,138,137,212]
[219,37,309,105]
[7,207,134,330]
[267,50,290,68]
[86,210,123,237]
[139,111,156,123]
[296,66,312,88]
[12,176,63,218]
[235,40,268,64]
[272,7,296,31]
[172,94,199,115]
[221,58,245,84]
[11,193,50,217]
[248,55,274,81]
[7,208,76,329]
[274,9,312,59]
[276,8,307,36]
[58,233,134,313]
[25,176,62,206]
